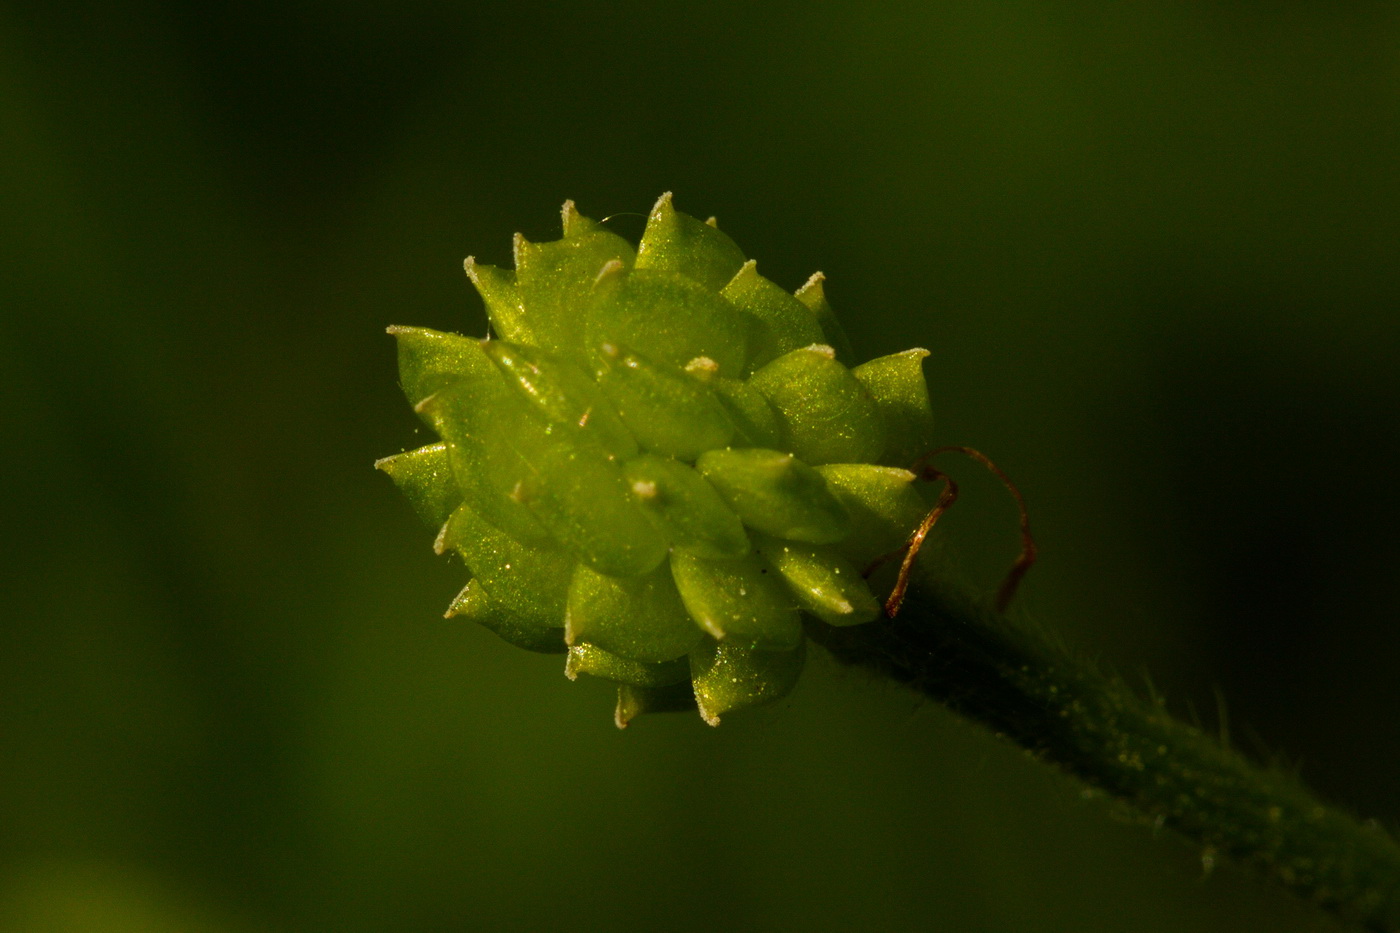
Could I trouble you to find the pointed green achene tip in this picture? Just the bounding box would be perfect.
[690,638,806,726]
[614,680,697,728]
[560,199,595,236]
[637,192,747,294]
[565,643,690,688]
[411,390,439,419]
[594,257,626,286]
[794,271,858,363]
[649,190,676,216]
[383,194,943,725]
[376,443,462,530]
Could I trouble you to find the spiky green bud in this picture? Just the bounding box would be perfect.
[379,194,937,726]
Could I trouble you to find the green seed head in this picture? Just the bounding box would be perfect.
[379,194,937,726]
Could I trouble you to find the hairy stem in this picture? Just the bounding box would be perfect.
[806,575,1400,932]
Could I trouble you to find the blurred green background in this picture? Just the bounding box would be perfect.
[3,2,1398,930]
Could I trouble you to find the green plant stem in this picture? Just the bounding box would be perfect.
[805,573,1400,933]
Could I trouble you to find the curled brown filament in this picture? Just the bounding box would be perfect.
[871,465,960,618]
[871,446,1037,619]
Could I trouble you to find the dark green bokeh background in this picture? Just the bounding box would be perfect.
[3,3,1398,930]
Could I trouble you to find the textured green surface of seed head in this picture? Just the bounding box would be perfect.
[381,195,941,726]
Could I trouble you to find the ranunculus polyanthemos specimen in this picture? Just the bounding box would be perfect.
[378,194,936,726]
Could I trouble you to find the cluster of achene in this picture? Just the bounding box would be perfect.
[379,194,938,725]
